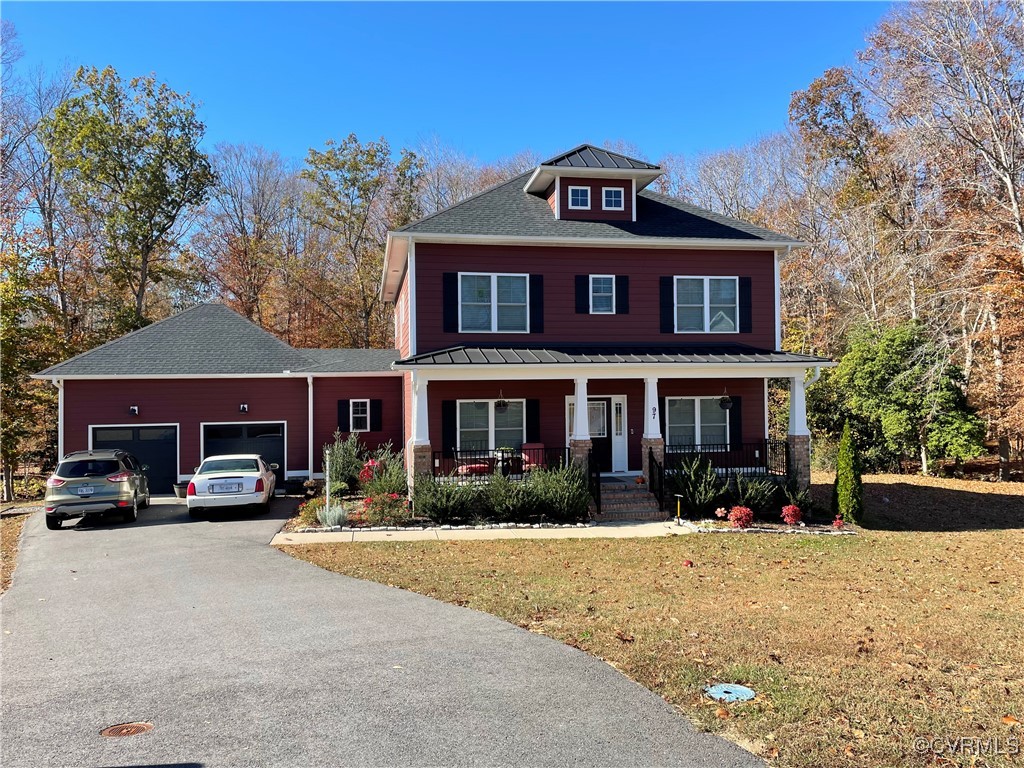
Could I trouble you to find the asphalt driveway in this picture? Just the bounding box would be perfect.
[1,499,762,768]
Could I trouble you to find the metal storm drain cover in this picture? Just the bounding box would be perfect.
[704,683,756,703]
[99,722,154,737]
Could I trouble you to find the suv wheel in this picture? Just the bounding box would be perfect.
[123,495,138,524]
[139,492,150,510]
[45,515,62,530]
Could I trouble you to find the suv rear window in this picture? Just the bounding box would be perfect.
[57,459,121,478]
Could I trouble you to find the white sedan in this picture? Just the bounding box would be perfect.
[186,454,277,516]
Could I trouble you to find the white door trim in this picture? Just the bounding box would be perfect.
[564,394,629,472]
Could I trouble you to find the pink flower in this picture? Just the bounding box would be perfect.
[714,507,728,518]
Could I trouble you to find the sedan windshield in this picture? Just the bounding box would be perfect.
[198,459,259,474]
[56,460,121,478]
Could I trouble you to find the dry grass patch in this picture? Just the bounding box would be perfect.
[280,474,1024,767]
[1,512,31,594]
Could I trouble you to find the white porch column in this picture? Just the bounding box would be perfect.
[643,376,661,439]
[571,377,590,440]
[788,376,809,436]
[411,372,430,445]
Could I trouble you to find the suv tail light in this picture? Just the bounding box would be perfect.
[254,478,265,493]
[186,482,196,496]
[106,471,132,482]
[46,477,65,488]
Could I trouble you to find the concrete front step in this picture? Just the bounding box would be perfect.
[598,509,671,522]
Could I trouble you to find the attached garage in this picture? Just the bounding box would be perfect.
[92,425,178,494]
[202,423,285,485]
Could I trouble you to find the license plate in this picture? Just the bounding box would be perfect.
[210,483,242,494]
[76,486,94,496]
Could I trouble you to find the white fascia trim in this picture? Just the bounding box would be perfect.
[34,371,403,381]
[631,178,637,222]
[774,249,782,350]
[401,362,836,382]
[408,240,417,355]
[524,166,662,193]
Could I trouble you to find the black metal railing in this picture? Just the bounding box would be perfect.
[648,447,666,512]
[587,449,601,515]
[664,440,788,477]
[431,447,569,481]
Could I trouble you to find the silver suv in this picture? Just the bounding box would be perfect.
[44,450,151,530]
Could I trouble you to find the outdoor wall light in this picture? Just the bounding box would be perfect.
[129,405,139,416]
[239,403,249,413]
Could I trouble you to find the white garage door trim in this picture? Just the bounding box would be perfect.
[88,422,181,481]
[199,420,298,478]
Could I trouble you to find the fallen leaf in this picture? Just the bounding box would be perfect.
[1003,715,1020,726]
[852,728,865,739]
[615,629,635,643]
[844,743,855,757]
[715,707,730,719]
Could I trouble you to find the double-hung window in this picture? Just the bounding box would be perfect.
[590,275,615,314]
[675,276,738,333]
[350,399,370,432]
[665,397,729,448]
[602,187,624,211]
[568,186,591,210]
[458,400,525,450]
[459,273,529,332]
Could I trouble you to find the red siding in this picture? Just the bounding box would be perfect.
[312,377,404,472]
[545,182,557,214]
[414,243,776,351]
[63,378,309,480]
[558,176,633,222]
[425,377,766,471]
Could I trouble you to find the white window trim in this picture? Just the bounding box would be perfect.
[664,396,731,448]
[602,186,625,211]
[589,274,616,315]
[350,399,370,433]
[673,275,740,334]
[455,398,526,451]
[567,185,591,210]
[457,272,530,334]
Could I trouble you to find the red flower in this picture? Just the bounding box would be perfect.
[833,515,845,529]
[388,493,400,500]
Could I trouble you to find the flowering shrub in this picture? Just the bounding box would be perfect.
[727,505,754,529]
[358,459,380,484]
[781,504,802,526]
[363,492,412,526]
[714,507,729,519]
[297,497,324,528]
[832,515,845,530]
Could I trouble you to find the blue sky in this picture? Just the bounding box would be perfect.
[6,2,892,163]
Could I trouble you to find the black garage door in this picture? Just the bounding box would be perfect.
[203,423,285,485]
[92,426,178,494]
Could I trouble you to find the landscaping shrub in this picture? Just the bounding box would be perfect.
[781,504,802,526]
[324,431,365,490]
[484,472,539,522]
[729,472,778,515]
[12,477,45,499]
[727,505,755,528]
[317,501,348,528]
[362,456,407,498]
[782,479,819,518]
[834,420,864,524]
[527,464,590,523]
[411,476,478,525]
[297,497,324,528]
[667,455,727,518]
[363,493,412,526]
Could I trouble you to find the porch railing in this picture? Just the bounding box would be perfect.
[587,449,601,515]
[431,447,569,481]
[664,440,788,477]
[648,447,666,512]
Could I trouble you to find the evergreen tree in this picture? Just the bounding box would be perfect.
[833,421,864,524]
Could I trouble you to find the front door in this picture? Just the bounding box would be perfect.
[588,398,613,472]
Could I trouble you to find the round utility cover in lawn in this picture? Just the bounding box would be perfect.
[704,683,756,703]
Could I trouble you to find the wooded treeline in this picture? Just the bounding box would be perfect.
[2,2,1021,495]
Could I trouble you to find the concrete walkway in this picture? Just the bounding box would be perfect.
[272,519,690,545]
[2,499,760,768]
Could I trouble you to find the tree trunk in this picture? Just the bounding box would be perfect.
[998,436,1011,482]
[2,462,14,502]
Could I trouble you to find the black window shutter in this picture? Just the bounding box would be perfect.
[738,277,752,334]
[659,277,674,333]
[369,400,383,432]
[526,399,541,443]
[337,400,350,432]
[529,275,544,333]
[659,397,667,444]
[575,275,588,313]
[442,273,458,333]
[728,396,743,448]
[441,400,457,458]
[615,275,629,314]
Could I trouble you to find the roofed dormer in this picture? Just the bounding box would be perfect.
[523,144,662,223]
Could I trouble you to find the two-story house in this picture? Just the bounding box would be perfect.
[35,145,828,499]
[383,145,828,489]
